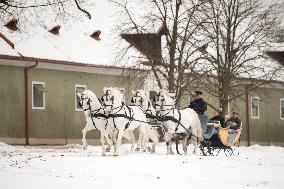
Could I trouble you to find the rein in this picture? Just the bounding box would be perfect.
[81,96,108,130]
[158,107,202,141]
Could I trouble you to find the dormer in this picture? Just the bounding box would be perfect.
[90,30,101,40]
[5,19,18,31]
[49,25,61,35]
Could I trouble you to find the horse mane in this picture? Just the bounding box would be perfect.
[137,89,154,109]
[159,90,175,105]
[84,90,102,108]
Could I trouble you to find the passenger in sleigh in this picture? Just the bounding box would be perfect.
[225,112,242,145]
[202,109,225,147]
[225,112,241,130]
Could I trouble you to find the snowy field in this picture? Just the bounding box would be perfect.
[0,142,284,189]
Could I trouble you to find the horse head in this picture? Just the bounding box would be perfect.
[153,90,175,115]
[131,90,145,105]
[101,87,124,113]
[77,90,103,117]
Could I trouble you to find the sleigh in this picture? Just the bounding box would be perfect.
[200,120,242,156]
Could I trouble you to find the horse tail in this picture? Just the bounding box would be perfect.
[145,126,159,144]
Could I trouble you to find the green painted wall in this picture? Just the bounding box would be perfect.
[180,86,284,144]
[0,63,283,145]
[28,67,143,141]
[0,65,25,138]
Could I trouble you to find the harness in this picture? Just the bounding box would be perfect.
[109,105,134,130]
[155,93,202,141]
[80,95,108,130]
[158,108,182,132]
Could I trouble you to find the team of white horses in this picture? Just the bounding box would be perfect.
[77,88,202,156]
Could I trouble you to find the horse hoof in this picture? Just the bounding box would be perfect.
[135,148,140,151]
[146,147,151,152]
[102,154,106,156]
[113,154,119,157]
[82,145,87,150]
[151,150,155,154]
[106,148,111,152]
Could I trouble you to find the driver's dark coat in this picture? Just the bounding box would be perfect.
[188,98,207,115]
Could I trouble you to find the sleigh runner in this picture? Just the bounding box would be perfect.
[200,120,242,156]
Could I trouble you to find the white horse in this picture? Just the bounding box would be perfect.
[101,87,147,156]
[154,90,203,155]
[131,89,159,153]
[77,90,113,156]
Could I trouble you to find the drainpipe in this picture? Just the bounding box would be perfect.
[245,86,251,146]
[24,61,38,145]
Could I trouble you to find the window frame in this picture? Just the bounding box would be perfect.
[251,96,260,119]
[75,84,87,111]
[32,81,45,110]
[280,98,284,120]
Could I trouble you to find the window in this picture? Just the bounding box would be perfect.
[75,84,87,111]
[32,81,45,109]
[251,97,260,118]
[280,99,284,120]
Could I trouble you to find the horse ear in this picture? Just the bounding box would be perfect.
[77,92,82,97]
[131,97,134,103]
[110,96,114,101]
[100,96,104,102]
[132,90,136,94]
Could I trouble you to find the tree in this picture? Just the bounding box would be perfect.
[111,0,207,105]
[198,0,283,116]
[0,0,92,29]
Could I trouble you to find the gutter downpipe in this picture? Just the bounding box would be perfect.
[245,85,251,146]
[24,61,38,145]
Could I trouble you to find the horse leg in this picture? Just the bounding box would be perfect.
[139,125,147,152]
[114,130,124,156]
[105,134,112,152]
[175,139,181,155]
[147,127,159,153]
[166,140,174,155]
[164,132,174,155]
[100,132,106,156]
[128,130,135,152]
[192,138,197,155]
[82,126,92,150]
[135,132,142,151]
[182,136,189,155]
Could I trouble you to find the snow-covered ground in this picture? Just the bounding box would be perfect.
[0,142,284,189]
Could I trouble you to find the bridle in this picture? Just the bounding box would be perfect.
[131,92,144,106]
[79,93,104,115]
[153,93,175,116]
[101,90,125,114]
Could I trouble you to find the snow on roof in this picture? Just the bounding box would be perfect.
[0,1,121,67]
[0,35,20,57]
